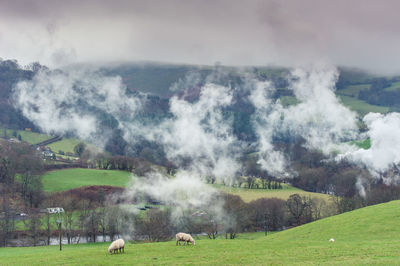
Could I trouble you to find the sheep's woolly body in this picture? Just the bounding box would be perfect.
[108,239,125,254]
[176,232,195,246]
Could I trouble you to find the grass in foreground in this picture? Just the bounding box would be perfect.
[42,168,131,192]
[2,200,400,265]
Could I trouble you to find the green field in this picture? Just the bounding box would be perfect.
[336,84,370,97]
[47,138,86,155]
[384,81,400,91]
[0,128,51,144]
[2,200,400,265]
[213,184,331,202]
[42,168,131,192]
[352,138,371,149]
[277,89,388,117]
[41,169,331,203]
[338,95,389,116]
[0,128,96,156]
[279,95,300,106]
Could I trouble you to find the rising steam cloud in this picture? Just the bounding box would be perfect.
[339,112,400,183]
[123,171,225,225]
[13,67,142,146]
[249,66,358,176]
[13,63,400,217]
[148,84,241,183]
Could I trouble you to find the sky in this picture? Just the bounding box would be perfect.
[1,0,400,73]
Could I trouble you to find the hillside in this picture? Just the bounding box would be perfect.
[213,183,331,202]
[1,200,399,265]
[41,168,331,203]
[42,168,131,192]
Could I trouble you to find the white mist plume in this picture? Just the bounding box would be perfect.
[339,112,400,182]
[249,80,288,176]
[169,71,202,92]
[283,67,358,152]
[125,171,223,216]
[13,68,142,146]
[146,83,241,183]
[249,66,358,176]
[119,170,233,236]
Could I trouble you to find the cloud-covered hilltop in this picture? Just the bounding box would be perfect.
[1,0,400,74]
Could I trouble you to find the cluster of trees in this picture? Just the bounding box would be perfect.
[289,142,400,213]
[131,193,331,242]
[13,193,128,246]
[86,153,157,176]
[357,78,400,107]
[0,141,44,246]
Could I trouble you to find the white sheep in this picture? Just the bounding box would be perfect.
[108,239,125,254]
[176,232,195,246]
[329,238,335,242]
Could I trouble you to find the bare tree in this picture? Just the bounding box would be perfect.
[0,202,15,247]
[286,194,306,225]
[134,209,173,242]
[24,212,42,247]
[223,194,250,239]
[105,207,123,241]
[45,212,53,245]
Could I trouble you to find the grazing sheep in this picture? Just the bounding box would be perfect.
[329,238,335,242]
[176,232,195,246]
[108,239,125,254]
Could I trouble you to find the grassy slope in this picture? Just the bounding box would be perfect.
[338,95,389,116]
[2,200,400,265]
[337,84,370,97]
[384,81,400,91]
[42,168,131,192]
[47,138,84,154]
[213,184,331,202]
[41,168,331,202]
[0,128,51,144]
[352,138,371,149]
[277,88,389,116]
[0,128,93,156]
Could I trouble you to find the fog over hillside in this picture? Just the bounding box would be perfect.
[3,0,400,230]
[11,63,400,201]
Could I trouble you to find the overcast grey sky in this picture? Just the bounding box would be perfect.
[1,0,400,73]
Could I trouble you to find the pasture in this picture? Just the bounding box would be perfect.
[42,168,131,192]
[337,95,389,116]
[0,128,51,144]
[2,200,400,265]
[213,184,331,202]
[47,138,86,155]
[41,168,331,203]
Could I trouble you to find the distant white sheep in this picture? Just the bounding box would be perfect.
[329,238,335,242]
[176,232,195,246]
[108,239,125,254]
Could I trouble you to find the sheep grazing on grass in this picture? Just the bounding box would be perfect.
[176,232,195,246]
[329,238,335,242]
[108,239,125,254]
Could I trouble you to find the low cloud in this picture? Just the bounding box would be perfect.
[12,67,142,146]
[339,112,400,182]
[1,0,400,73]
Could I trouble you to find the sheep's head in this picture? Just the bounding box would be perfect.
[191,239,196,245]
[108,247,113,254]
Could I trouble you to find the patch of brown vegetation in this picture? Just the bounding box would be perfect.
[50,185,125,203]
